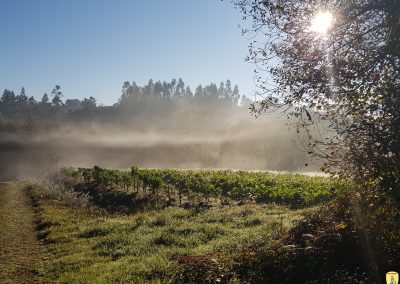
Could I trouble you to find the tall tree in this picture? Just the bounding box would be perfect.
[195,84,203,97]
[28,96,37,106]
[143,79,154,97]
[51,85,63,106]
[121,81,131,101]
[1,89,16,105]
[232,85,240,105]
[17,87,28,105]
[236,0,400,191]
[225,79,232,100]
[170,78,177,95]
[175,78,185,97]
[41,93,49,104]
[184,86,193,97]
[162,81,171,99]
[218,81,226,99]
[154,81,164,98]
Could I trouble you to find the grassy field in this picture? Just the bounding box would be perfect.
[28,177,319,283]
[2,170,398,283]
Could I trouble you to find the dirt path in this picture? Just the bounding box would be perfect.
[0,182,47,283]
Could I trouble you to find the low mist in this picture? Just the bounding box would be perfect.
[0,79,317,180]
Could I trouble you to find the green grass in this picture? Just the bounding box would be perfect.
[30,182,316,283]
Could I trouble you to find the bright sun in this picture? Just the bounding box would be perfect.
[310,11,333,35]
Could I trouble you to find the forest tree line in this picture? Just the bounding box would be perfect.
[0,78,252,131]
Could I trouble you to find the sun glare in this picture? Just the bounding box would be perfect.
[310,11,333,35]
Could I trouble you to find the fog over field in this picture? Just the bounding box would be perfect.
[0,80,317,179]
[0,120,315,179]
[0,119,316,178]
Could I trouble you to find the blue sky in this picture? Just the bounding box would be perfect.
[0,0,256,105]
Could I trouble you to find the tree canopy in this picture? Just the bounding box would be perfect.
[0,79,252,131]
[236,0,400,191]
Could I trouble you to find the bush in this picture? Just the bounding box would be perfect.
[29,181,90,210]
[174,186,400,283]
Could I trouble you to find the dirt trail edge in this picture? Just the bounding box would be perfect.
[0,182,47,283]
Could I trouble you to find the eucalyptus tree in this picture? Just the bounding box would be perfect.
[51,85,63,106]
[17,87,28,105]
[40,93,49,104]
